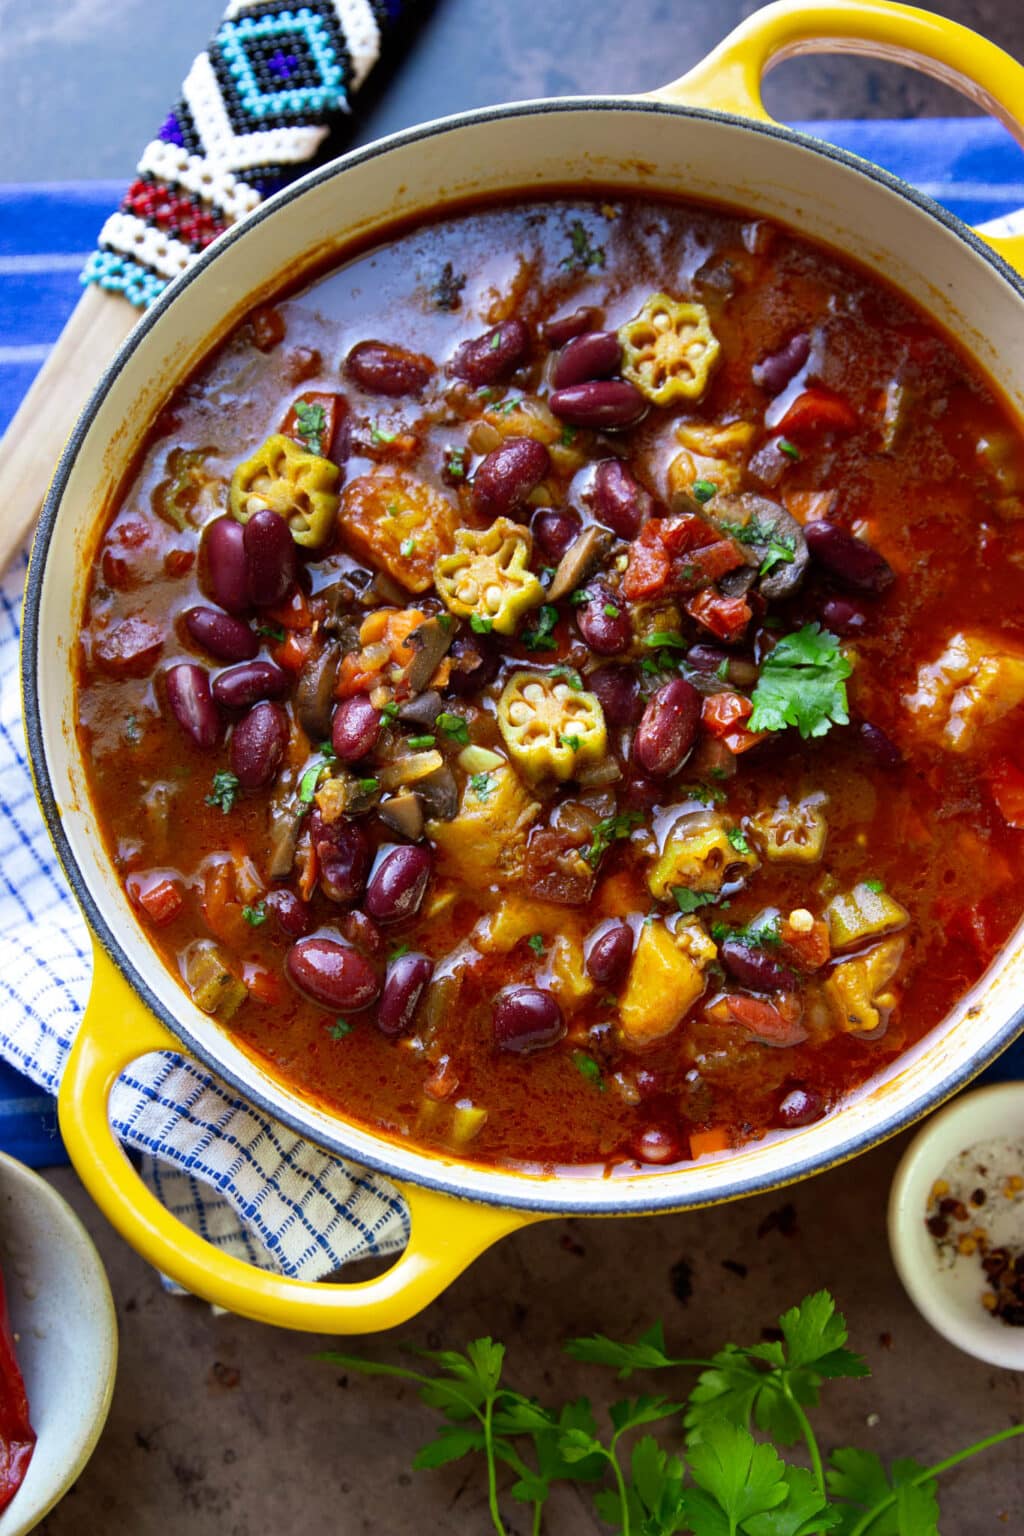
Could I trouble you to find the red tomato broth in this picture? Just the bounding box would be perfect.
[75,193,1024,1172]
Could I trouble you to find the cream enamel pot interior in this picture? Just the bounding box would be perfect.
[22,0,1024,1332]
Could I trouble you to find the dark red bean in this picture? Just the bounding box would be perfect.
[202,517,250,615]
[687,644,730,673]
[331,694,382,761]
[344,339,434,397]
[687,645,759,689]
[632,1124,682,1165]
[286,936,380,1012]
[378,952,434,1036]
[472,437,550,522]
[553,331,622,390]
[620,771,662,811]
[446,635,500,697]
[822,596,868,635]
[587,663,643,728]
[589,459,652,539]
[451,319,529,387]
[311,816,371,904]
[265,889,312,939]
[805,520,895,595]
[576,584,632,656]
[229,701,288,789]
[532,507,581,561]
[752,331,810,394]
[492,988,564,1053]
[860,720,903,770]
[165,663,221,749]
[365,844,432,923]
[340,909,385,958]
[212,660,290,709]
[720,939,797,993]
[633,678,701,777]
[184,606,258,663]
[243,508,296,609]
[776,1084,826,1129]
[549,380,647,430]
[541,307,603,347]
[586,923,634,987]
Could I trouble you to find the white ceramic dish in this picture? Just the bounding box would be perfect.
[0,1155,117,1536]
[888,1082,1024,1371]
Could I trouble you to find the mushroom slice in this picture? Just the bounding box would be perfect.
[294,641,343,740]
[546,525,611,603]
[708,493,808,601]
[379,791,425,841]
[402,616,454,694]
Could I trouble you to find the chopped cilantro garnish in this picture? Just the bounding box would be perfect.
[299,761,328,803]
[716,658,730,681]
[759,535,797,577]
[444,448,467,480]
[318,740,337,760]
[327,1018,354,1040]
[864,878,885,893]
[572,1050,604,1088]
[470,614,493,634]
[527,934,546,956]
[379,701,400,724]
[521,604,559,652]
[692,478,717,504]
[389,942,411,961]
[257,623,286,642]
[559,425,577,447]
[681,783,727,805]
[469,771,494,801]
[551,665,583,691]
[242,903,267,926]
[778,437,801,461]
[561,219,606,273]
[643,631,688,650]
[603,602,621,618]
[293,399,326,455]
[370,422,397,445]
[583,811,642,868]
[748,623,852,740]
[672,887,720,915]
[432,261,466,311]
[714,914,782,948]
[399,537,417,557]
[436,712,470,746]
[206,770,240,814]
[489,330,502,351]
[726,825,751,854]
[569,587,591,606]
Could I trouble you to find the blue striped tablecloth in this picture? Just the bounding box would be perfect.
[2,117,1023,1167]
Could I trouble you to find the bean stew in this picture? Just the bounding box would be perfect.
[76,195,1024,1171]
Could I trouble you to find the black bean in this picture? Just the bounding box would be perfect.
[492,988,564,1053]
[586,923,634,987]
[165,663,221,749]
[286,937,380,1011]
[378,952,434,1036]
[860,721,903,770]
[184,606,258,663]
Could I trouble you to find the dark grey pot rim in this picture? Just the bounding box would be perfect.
[22,94,1024,1217]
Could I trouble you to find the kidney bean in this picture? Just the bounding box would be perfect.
[213,660,290,709]
[589,458,652,539]
[492,988,564,1053]
[184,606,258,663]
[541,307,603,347]
[860,720,902,770]
[243,508,296,609]
[365,844,432,923]
[805,520,895,594]
[775,1084,826,1129]
[687,645,758,688]
[720,939,797,993]
[586,923,634,987]
[310,814,371,904]
[822,595,868,635]
[378,952,434,1036]
[446,635,500,697]
[344,339,434,396]
[549,380,647,430]
[752,331,810,394]
[631,1124,682,1165]
[229,701,289,789]
[472,437,550,522]
[286,936,380,1012]
[165,663,221,749]
[586,663,643,728]
[620,771,662,812]
[332,694,382,761]
[576,584,632,656]
[633,678,701,777]
[202,517,250,614]
[265,888,312,939]
[339,909,385,958]
[532,507,581,561]
[451,319,529,386]
[553,331,622,390]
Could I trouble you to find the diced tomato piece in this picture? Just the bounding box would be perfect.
[688,539,748,583]
[243,963,283,1005]
[622,523,672,600]
[272,630,314,673]
[658,512,718,555]
[685,589,752,643]
[780,916,831,972]
[281,391,349,465]
[127,873,183,928]
[776,387,857,438]
[164,548,195,578]
[988,756,1024,829]
[706,992,809,1047]
[702,691,752,737]
[93,614,164,677]
[623,515,744,601]
[263,586,311,632]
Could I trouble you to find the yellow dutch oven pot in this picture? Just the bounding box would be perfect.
[22,0,1024,1332]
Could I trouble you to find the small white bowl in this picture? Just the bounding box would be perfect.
[889,1082,1024,1371]
[0,1154,117,1536]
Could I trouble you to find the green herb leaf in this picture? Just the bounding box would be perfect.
[603,602,621,618]
[389,942,411,961]
[436,711,470,746]
[559,733,582,751]
[444,447,467,480]
[726,826,751,854]
[692,479,717,504]
[778,437,801,461]
[205,770,240,814]
[551,665,584,690]
[380,701,400,724]
[399,536,417,557]
[571,1051,603,1088]
[760,535,798,577]
[749,623,852,741]
[560,425,577,447]
[299,761,327,803]
[257,622,286,642]
[469,771,494,801]
[583,811,643,868]
[406,734,436,750]
[681,1421,789,1533]
[370,422,397,445]
[567,1321,676,1378]
[356,776,379,795]
[527,933,546,955]
[327,1018,353,1040]
[672,888,719,915]
[470,614,494,634]
[864,878,884,894]
[242,902,267,927]
[643,631,688,650]
[293,398,326,455]
[561,218,606,273]
[521,604,559,652]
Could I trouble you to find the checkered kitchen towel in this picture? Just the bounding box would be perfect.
[2,117,1024,1282]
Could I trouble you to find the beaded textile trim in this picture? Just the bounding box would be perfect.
[83,0,415,308]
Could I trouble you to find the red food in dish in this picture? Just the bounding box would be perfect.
[0,1268,35,1513]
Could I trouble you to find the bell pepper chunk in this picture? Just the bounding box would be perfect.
[775,388,857,438]
[686,590,753,645]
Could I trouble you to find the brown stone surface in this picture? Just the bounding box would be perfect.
[38,1133,1023,1534]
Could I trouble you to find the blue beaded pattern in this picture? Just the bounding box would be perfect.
[218,10,347,122]
[82,249,170,308]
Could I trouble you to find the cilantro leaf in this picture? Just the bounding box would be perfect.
[673,887,720,915]
[436,711,470,746]
[749,624,852,740]
[682,1422,789,1532]
[561,218,606,272]
[432,261,466,310]
[521,604,559,652]
[412,1423,485,1468]
[205,769,240,814]
[583,811,643,869]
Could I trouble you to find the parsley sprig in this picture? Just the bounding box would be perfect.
[583,811,643,868]
[749,624,852,741]
[325,1290,1023,1535]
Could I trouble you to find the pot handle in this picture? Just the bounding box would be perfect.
[58,942,539,1334]
[650,0,1024,277]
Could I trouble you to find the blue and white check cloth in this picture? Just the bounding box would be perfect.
[1,119,1024,1283]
